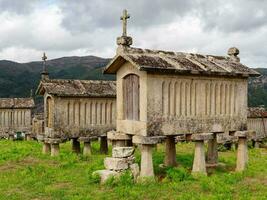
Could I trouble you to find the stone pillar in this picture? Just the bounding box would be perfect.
[191,133,213,175]
[83,141,92,156]
[164,136,177,167]
[25,134,32,141]
[48,138,61,157]
[133,135,165,178]
[206,134,218,167]
[254,141,260,148]
[100,136,108,154]
[235,131,249,172]
[42,142,51,154]
[140,144,154,177]
[72,138,81,154]
[51,143,60,156]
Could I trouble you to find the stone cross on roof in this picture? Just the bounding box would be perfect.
[41,52,49,80]
[120,9,130,36]
[42,52,47,70]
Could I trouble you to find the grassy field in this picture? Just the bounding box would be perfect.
[0,140,266,200]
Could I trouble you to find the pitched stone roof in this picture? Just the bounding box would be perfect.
[0,98,35,109]
[104,47,260,77]
[248,107,267,118]
[36,79,116,97]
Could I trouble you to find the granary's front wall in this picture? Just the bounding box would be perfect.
[146,74,248,135]
[116,62,148,136]
[0,108,32,136]
[114,60,248,136]
[44,94,116,139]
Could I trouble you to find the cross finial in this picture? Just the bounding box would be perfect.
[120,9,130,36]
[42,52,47,72]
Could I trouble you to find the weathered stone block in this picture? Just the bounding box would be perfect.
[104,157,129,171]
[92,170,120,184]
[234,131,248,138]
[112,147,135,158]
[107,131,131,141]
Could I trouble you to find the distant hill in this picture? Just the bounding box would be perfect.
[0,56,266,110]
[0,56,114,98]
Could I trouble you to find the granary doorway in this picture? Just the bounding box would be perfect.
[123,74,140,121]
[46,97,53,128]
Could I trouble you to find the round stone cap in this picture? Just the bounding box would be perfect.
[228,47,239,56]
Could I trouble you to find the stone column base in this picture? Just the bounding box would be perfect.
[235,131,249,172]
[42,142,51,154]
[72,138,81,154]
[191,133,213,175]
[164,136,177,167]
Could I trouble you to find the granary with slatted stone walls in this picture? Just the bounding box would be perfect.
[0,98,35,139]
[36,55,116,156]
[103,10,260,178]
[247,107,267,146]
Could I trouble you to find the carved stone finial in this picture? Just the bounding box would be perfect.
[227,47,240,62]
[117,9,132,48]
[41,52,49,80]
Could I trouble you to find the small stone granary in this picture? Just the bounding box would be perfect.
[103,10,260,178]
[247,107,267,146]
[0,97,35,140]
[36,53,116,156]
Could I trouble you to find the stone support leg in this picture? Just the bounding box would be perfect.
[206,136,218,167]
[100,136,108,154]
[112,140,127,147]
[140,144,154,177]
[42,142,51,154]
[192,141,207,174]
[51,143,60,156]
[236,137,248,172]
[72,138,81,154]
[83,141,92,156]
[9,135,14,141]
[164,136,177,167]
[254,141,260,148]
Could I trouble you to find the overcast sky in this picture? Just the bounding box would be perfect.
[0,0,266,68]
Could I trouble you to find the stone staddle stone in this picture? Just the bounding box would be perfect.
[112,147,135,158]
[132,135,165,145]
[46,138,61,144]
[107,131,131,141]
[104,157,129,171]
[191,133,213,141]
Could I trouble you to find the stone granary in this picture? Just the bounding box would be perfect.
[247,107,267,146]
[0,98,35,139]
[103,10,260,177]
[36,53,116,156]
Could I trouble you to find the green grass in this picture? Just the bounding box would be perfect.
[0,140,267,200]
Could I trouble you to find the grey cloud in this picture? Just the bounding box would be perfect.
[0,0,39,14]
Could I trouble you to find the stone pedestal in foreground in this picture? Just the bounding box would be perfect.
[191,133,213,175]
[235,131,249,172]
[93,146,138,183]
[107,131,131,147]
[164,136,177,167]
[133,135,165,178]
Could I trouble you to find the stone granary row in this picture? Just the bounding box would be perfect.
[95,9,261,179]
[35,62,116,156]
[0,98,35,140]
